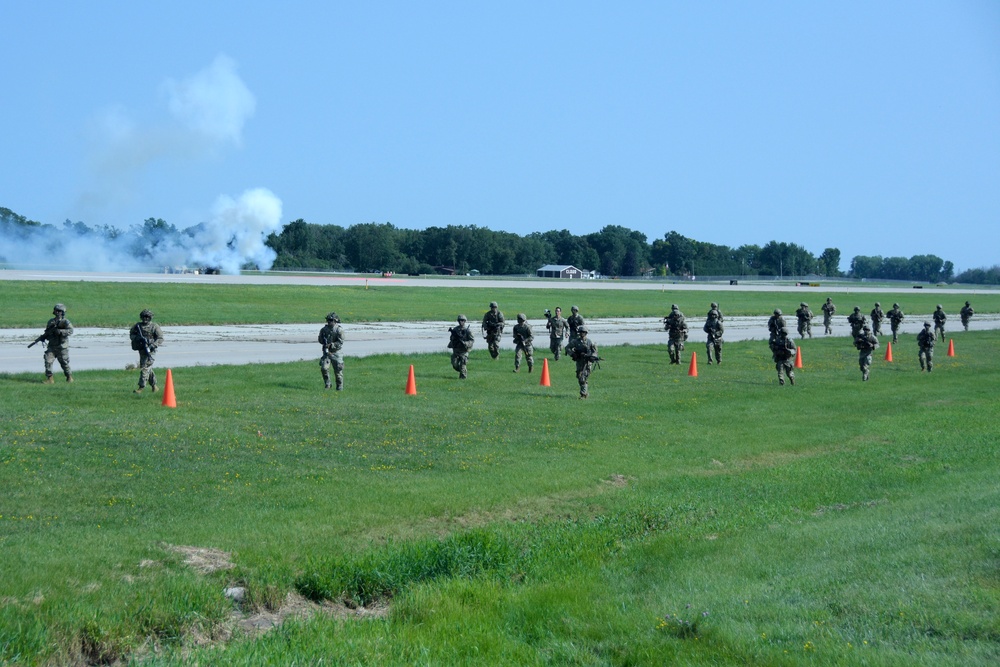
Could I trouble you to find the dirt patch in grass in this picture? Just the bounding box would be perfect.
[234,591,388,635]
[164,544,235,574]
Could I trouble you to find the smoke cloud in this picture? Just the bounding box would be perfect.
[0,55,287,273]
[1,188,283,274]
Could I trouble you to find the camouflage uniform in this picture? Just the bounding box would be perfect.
[565,306,585,355]
[512,314,534,373]
[870,303,885,336]
[704,317,724,365]
[767,309,787,341]
[932,305,947,342]
[769,327,796,386]
[319,313,345,390]
[482,302,505,359]
[448,315,475,379]
[567,326,598,398]
[795,303,813,339]
[663,304,688,364]
[130,309,164,392]
[545,307,568,360]
[853,325,879,381]
[706,302,723,324]
[887,303,905,344]
[37,304,74,383]
[917,321,935,372]
[847,307,867,338]
[821,298,836,335]
[960,301,974,331]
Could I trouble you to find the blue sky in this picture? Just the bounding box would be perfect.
[2,1,998,272]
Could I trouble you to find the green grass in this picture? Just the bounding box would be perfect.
[1,329,998,665]
[2,280,998,327]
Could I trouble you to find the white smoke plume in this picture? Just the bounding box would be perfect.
[1,188,283,274]
[0,56,288,273]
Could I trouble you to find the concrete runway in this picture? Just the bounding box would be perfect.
[2,269,996,373]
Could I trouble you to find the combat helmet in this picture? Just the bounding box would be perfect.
[517,313,526,322]
[326,312,340,323]
[773,308,782,315]
[140,309,153,319]
[457,314,468,322]
[577,325,588,334]
[710,302,718,309]
[924,321,932,327]
[53,303,66,314]
[489,301,498,308]
[875,302,880,307]
[571,305,579,312]
[893,303,900,308]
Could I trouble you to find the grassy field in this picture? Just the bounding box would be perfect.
[1,320,998,665]
[2,280,999,327]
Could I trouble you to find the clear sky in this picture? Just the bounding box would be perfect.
[2,1,998,272]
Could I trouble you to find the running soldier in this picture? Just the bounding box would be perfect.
[795,302,813,339]
[933,305,947,342]
[917,321,935,372]
[130,309,164,393]
[887,303,905,344]
[960,301,974,331]
[769,326,797,386]
[707,302,723,324]
[704,316,724,365]
[482,301,505,359]
[318,312,345,390]
[511,314,534,373]
[821,297,837,335]
[847,307,867,338]
[567,325,599,399]
[663,304,688,365]
[545,307,568,360]
[30,303,74,383]
[448,315,475,379]
[854,324,879,382]
[767,309,787,340]
[870,302,885,336]
[565,305,585,355]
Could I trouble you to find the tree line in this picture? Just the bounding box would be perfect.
[2,205,990,283]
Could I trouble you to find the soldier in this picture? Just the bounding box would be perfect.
[567,325,599,398]
[769,326,797,386]
[704,315,724,365]
[129,309,164,393]
[31,303,74,383]
[870,302,885,336]
[318,312,345,390]
[565,305,585,355]
[847,306,867,338]
[545,306,568,360]
[854,324,879,382]
[511,313,534,373]
[917,321,935,372]
[887,302,905,344]
[663,304,688,364]
[821,297,837,335]
[795,302,813,339]
[448,314,475,379]
[482,301,505,359]
[960,301,974,331]
[707,302,723,324]
[933,305,947,342]
[766,308,787,340]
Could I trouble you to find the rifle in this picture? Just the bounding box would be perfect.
[134,325,153,357]
[27,322,57,348]
[585,353,604,370]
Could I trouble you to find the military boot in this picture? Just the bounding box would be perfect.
[44,375,54,384]
[66,374,74,383]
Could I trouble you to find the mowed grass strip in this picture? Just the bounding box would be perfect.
[2,280,998,327]
[0,332,998,665]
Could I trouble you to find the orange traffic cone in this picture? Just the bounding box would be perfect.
[947,339,955,357]
[539,358,551,387]
[405,365,417,395]
[794,346,803,369]
[884,341,893,362]
[687,352,698,377]
[161,369,177,408]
